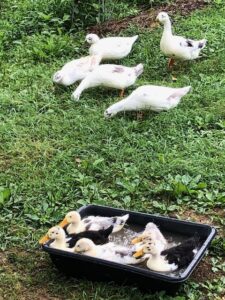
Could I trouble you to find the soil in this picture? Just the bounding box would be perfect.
[192,256,215,283]
[88,0,209,35]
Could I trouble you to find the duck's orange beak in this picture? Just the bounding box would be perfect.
[39,235,50,245]
[59,217,68,228]
[133,248,144,258]
[131,236,142,244]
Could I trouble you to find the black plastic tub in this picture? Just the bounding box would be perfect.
[42,204,216,294]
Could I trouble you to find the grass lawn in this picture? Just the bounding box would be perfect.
[0,1,224,299]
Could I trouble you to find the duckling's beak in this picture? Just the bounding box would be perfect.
[133,248,144,258]
[39,234,50,245]
[131,236,142,244]
[59,218,68,227]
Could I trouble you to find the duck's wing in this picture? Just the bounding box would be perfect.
[162,237,200,267]
[173,35,206,50]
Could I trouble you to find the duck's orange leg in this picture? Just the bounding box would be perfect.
[120,89,125,98]
[168,58,175,69]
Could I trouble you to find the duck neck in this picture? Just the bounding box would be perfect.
[69,222,80,233]
[86,247,97,257]
[53,234,66,248]
[162,19,172,38]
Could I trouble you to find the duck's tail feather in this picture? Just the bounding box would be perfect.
[134,63,144,77]
[99,225,114,238]
[166,86,191,109]
[132,35,139,43]
[198,39,207,49]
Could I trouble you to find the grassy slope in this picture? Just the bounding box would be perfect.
[0,3,225,300]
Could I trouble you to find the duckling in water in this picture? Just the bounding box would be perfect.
[131,222,168,252]
[40,225,113,248]
[134,236,200,272]
[60,211,129,235]
[74,238,149,265]
[46,226,70,251]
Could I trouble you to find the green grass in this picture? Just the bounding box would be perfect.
[0,2,225,299]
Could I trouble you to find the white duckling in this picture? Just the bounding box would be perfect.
[134,236,200,272]
[104,85,191,118]
[60,211,129,235]
[74,238,148,265]
[45,226,70,251]
[131,222,168,253]
[86,34,138,60]
[156,12,207,68]
[72,63,143,101]
[52,55,102,86]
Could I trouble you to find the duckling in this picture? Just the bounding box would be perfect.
[39,225,113,247]
[60,211,129,235]
[131,222,167,253]
[134,236,200,272]
[74,238,148,265]
[104,85,191,118]
[52,55,102,86]
[45,226,69,251]
[156,12,207,69]
[86,34,138,60]
[71,63,143,101]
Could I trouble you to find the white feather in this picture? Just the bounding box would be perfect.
[72,64,143,101]
[86,34,138,60]
[104,85,191,117]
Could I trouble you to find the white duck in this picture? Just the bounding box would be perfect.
[131,222,168,253]
[156,12,207,68]
[72,63,143,101]
[86,34,138,60]
[52,55,102,86]
[60,211,129,235]
[74,238,148,265]
[134,236,200,272]
[104,85,191,118]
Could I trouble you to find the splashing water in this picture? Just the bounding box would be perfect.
[108,223,193,276]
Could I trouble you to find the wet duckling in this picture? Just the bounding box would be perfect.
[131,222,167,252]
[46,226,69,251]
[74,238,149,265]
[60,211,129,235]
[134,236,200,272]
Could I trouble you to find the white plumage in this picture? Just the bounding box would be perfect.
[74,238,149,265]
[156,12,207,62]
[86,34,138,60]
[72,63,143,101]
[104,85,191,118]
[60,211,129,234]
[52,55,101,86]
[132,222,168,253]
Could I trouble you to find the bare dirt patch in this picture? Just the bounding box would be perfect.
[192,256,215,283]
[89,0,209,35]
